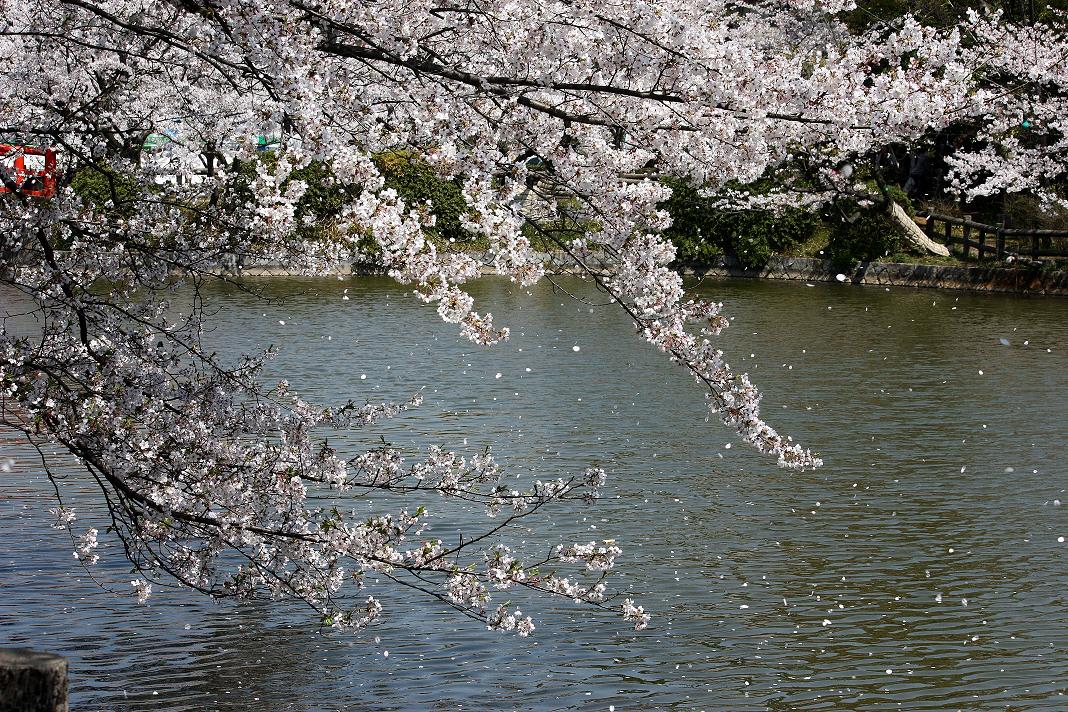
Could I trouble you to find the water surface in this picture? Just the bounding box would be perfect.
[2,277,1067,710]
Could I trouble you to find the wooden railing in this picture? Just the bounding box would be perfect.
[924,212,1068,261]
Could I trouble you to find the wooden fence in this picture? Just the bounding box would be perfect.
[924,212,1068,261]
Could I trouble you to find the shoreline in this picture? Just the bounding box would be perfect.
[233,253,1068,297]
[686,255,1068,297]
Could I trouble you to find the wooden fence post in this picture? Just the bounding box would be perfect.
[943,219,954,257]
[962,215,973,258]
[0,648,68,712]
[996,217,1006,260]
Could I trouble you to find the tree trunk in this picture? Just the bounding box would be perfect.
[0,648,69,712]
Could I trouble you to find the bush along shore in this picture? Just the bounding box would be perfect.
[68,151,1068,296]
[230,250,1068,297]
[233,174,1068,295]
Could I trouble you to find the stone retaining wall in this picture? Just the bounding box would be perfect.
[693,256,1068,296]
[235,253,1068,296]
[242,250,616,277]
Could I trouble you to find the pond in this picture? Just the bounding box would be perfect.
[2,276,1067,710]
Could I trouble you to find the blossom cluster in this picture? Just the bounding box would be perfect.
[2,0,1064,635]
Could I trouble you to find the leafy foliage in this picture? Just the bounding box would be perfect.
[288,159,361,241]
[844,1,1068,31]
[222,152,474,246]
[374,151,474,244]
[69,164,143,218]
[826,202,904,269]
[659,178,820,269]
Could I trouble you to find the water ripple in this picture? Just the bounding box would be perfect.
[2,277,1067,709]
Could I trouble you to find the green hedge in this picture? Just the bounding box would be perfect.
[825,208,903,270]
[825,184,911,270]
[658,178,820,269]
[287,159,360,241]
[220,151,476,246]
[69,164,143,217]
[374,151,473,244]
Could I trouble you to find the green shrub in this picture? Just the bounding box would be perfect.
[825,202,903,270]
[374,151,474,244]
[220,154,357,241]
[658,179,723,264]
[222,152,475,246]
[658,178,820,269]
[70,164,143,217]
[286,159,360,241]
[883,183,914,215]
[823,181,918,269]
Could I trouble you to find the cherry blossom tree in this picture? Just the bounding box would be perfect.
[1,0,1065,634]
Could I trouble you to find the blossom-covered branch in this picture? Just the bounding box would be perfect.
[3,0,1066,631]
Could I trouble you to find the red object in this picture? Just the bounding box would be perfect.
[0,144,57,199]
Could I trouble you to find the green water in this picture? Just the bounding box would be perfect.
[2,276,1067,710]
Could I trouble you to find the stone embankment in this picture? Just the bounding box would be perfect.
[695,256,1068,296]
[232,252,1068,296]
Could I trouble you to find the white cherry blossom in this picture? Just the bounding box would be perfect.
[2,0,1063,634]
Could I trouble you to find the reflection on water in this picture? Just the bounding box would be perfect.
[2,277,1067,710]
